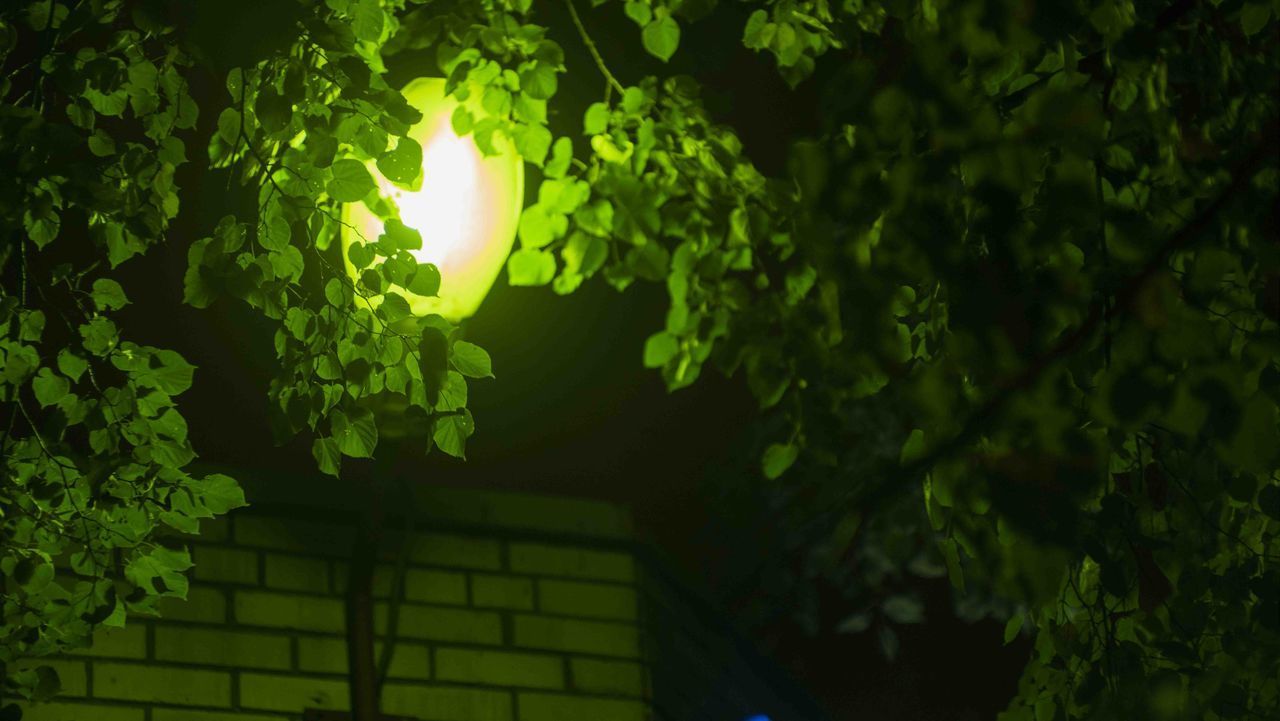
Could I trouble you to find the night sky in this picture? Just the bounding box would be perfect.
[111,2,1029,718]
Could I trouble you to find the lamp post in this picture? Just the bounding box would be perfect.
[338,78,523,721]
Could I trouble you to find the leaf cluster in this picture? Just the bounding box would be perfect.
[1,0,244,703]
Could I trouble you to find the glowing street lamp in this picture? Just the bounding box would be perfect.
[342,77,524,321]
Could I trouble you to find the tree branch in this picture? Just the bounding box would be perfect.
[563,0,625,95]
[854,118,1279,511]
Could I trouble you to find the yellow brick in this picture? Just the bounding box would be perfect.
[93,663,231,707]
[508,543,634,582]
[471,575,534,610]
[199,516,231,542]
[297,636,430,680]
[154,625,291,669]
[17,702,144,721]
[191,545,259,584]
[234,590,344,633]
[264,553,329,592]
[157,586,227,623]
[387,645,436,681]
[234,516,353,556]
[239,673,349,712]
[153,710,285,721]
[513,615,639,658]
[382,684,511,721]
[517,693,647,721]
[571,658,644,696]
[375,603,502,645]
[538,579,638,621]
[67,624,147,659]
[436,648,563,689]
[403,568,467,605]
[295,635,351,675]
[409,533,501,570]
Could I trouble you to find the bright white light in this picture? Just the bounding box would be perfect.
[383,125,480,271]
[341,78,523,321]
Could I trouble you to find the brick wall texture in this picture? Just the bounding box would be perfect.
[20,509,652,721]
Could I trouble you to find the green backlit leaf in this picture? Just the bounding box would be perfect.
[761,443,798,480]
[451,341,493,379]
[351,0,384,42]
[377,293,413,324]
[642,16,680,62]
[125,545,192,597]
[507,248,556,286]
[882,595,924,624]
[196,474,247,515]
[643,331,677,368]
[381,219,422,251]
[1241,3,1272,35]
[32,368,70,408]
[56,350,88,382]
[376,137,423,185]
[520,62,558,100]
[140,350,196,395]
[545,137,573,179]
[584,103,609,135]
[407,263,441,297]
[743,10,768,48]
[624,1,651,26]
[327,159,375,202]
[313,436,341,476]
[254,87,292,134]
[332,406,378,458]
[90,279,128,311]
[433,409,474,458]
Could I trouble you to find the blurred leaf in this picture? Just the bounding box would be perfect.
[761,443,799,480]
[507,248,556,286]
[882,595,924,624]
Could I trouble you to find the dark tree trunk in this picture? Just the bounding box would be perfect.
[346,473,384,720]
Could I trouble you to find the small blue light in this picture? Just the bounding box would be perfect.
[744,716,772,721]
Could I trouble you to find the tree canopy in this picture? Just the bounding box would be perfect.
[2,0,1278,718]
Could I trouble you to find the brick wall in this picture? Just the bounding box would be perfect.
[18,477,653,721]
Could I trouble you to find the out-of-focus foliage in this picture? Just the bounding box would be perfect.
[623,2,1278,719]
[549,0,1279,718]
[3,0,1278,718]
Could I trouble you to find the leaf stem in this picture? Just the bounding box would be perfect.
[563,0,625,95]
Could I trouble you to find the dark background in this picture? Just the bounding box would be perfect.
[112,2,1030,718]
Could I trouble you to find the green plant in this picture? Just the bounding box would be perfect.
[2,0,1277,718]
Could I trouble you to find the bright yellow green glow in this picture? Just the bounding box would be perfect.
[342,77,523,321]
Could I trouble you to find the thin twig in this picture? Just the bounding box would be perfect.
[563,0,625,95]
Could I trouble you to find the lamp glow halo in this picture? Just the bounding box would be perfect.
[340,77,524,321]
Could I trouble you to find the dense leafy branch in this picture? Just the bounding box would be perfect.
[865,121,1280,514]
